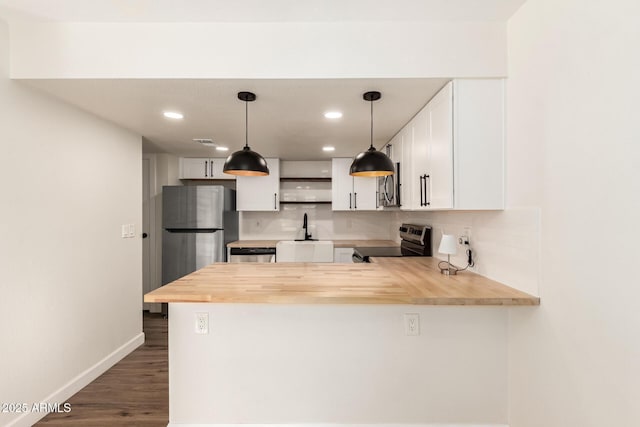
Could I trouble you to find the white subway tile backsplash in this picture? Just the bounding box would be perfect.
[242,204,540,296]
[390,208,540,296]
[240,205,393,241]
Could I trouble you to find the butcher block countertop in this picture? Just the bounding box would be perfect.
[144,257,539,306]
[226,240,398,249]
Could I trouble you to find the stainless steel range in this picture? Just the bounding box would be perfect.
[352,223,432,263]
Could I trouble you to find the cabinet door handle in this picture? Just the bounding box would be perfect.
[210,160,214,177]
[354,193,357,209]
[419,175,424,206]
[376,191,379,209]
[274,193,277,210]
[424,175,430,206]
[349,193,352,209]
[204,160,208,177]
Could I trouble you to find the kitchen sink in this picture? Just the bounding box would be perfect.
[276,240,334,262]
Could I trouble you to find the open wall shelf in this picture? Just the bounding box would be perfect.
[280,177,332,182]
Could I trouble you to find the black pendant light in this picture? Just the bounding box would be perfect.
[223,91,269,176]
[349,91,394,177]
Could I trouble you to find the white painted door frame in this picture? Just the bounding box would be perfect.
[142,154,160,312]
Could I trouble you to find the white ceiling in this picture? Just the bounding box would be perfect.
[24,78,449,160]
[0,0,526,23]
[3,0,523,160]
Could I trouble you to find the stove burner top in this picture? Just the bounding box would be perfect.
[352,223,432,263]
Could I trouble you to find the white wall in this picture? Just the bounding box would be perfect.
[505,1,640,426]
[241,205,393,241]
[8,22,506,79]
[391,1,640,425]
[0,20,144,427]
[170,303,508,425]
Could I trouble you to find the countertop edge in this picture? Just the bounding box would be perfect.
[145,295,540,305]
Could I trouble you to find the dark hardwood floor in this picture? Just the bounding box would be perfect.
[37,313,169,426]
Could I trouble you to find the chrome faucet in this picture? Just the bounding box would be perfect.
[303,213,313,241]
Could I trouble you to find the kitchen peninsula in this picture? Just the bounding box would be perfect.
[145,255,537,426]
[145,257,538,305]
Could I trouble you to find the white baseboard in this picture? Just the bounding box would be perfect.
[6,332,145,427]
[168,424,508,427]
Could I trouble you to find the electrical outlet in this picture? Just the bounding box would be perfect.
[404,313,420,336]
[464,226,472,241]
[195,312,209,334]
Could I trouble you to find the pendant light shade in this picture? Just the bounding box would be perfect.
[223,91,269,176]
[350,91,394,177]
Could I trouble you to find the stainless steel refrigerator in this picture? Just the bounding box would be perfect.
[162,185,238,287]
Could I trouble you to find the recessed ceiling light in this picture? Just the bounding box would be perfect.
[215,146,229,152]
[163,111,184,119]
[323,146,336,152]
[324,111,343,119]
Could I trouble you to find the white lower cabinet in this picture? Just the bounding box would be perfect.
[400,79,504,211]
[179,157,233,180]
[236,158,280,211]
[333,248,355,263]
[331,158,378,211]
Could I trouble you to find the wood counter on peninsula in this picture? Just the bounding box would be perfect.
[144,257,539,306]
[146,257,538,426]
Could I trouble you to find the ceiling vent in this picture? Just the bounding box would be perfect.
[193,138,216,147]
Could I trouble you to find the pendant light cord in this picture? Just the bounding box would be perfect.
[245,100,249,149]
[370,99,374,149]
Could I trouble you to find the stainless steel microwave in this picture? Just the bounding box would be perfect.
[378,161,401,207]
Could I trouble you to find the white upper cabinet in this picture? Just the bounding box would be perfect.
[403,82,453,210]
[408,106,433,210]
[452,79,504,210]
[426,81,454,209]
[236,158,280,211]
[179,158,234,180]
[331,158,378,211]
[353,175,378,210]
[399,79,504,211]
[399,125,413,210]
[331,158,352,210]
